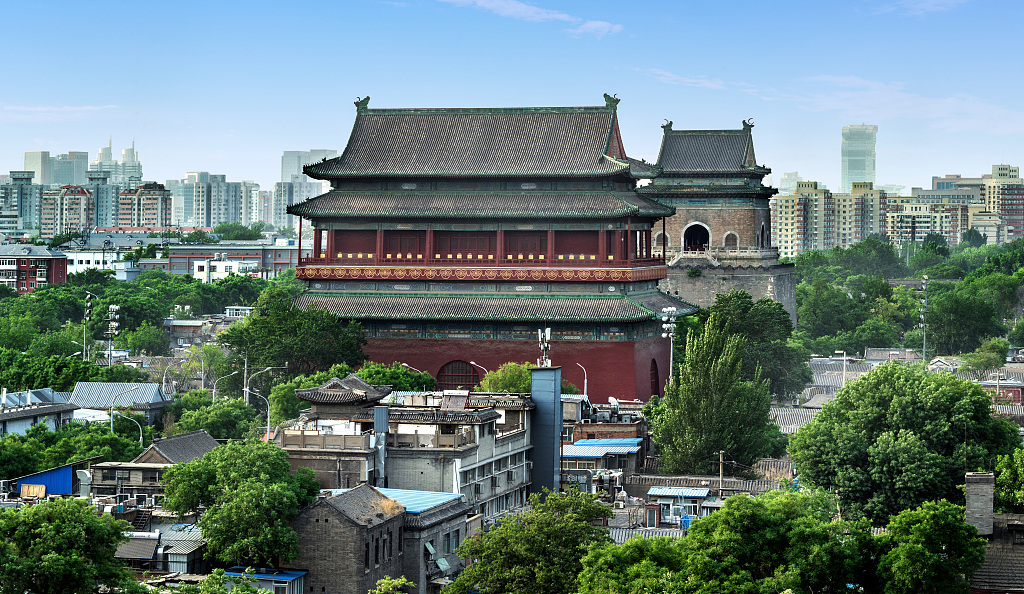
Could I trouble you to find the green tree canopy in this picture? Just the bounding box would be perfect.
[443,489,611,594]
[473,362,580,395]
[963,227,988,248]
[790,362,1019,523]
[172,398,259,441]
[162,440,319,566]
[114,321,170,356]
[355,361,437,392]
[652,312,783,475]
[0,498,136,594]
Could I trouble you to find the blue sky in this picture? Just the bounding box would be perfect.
[1,0,1020,191]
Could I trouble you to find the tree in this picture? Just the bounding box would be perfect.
[577,536,686,594]
[184,230,218,244]
[878,500,986,594]
[694,290,811,398]
[963,227,988,249]
[268,364,353,425]
[473,362,580,394]
[218,288,367,379]
[66,268,115,287]
[960,337,1010,372]
[789,362,1019,523]
[172,568,262,594]
[162,440,319,566]
[173,398,259,441]
[0,498,136,594]
[369,576,416,594]
[996,446,1024,513]
[443,489,611,594]
[929,288,1005,355]
[214,222,266,241]
[652,312,781,475]
[115,321,170,356]
[356,361,437,391]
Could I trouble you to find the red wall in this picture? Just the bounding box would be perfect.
[555,231,599,254]
[362,334,670,403]
[335,230,376,253]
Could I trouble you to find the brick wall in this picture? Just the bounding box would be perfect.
[660,263,796,322]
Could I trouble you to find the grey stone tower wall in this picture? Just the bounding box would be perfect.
[965,471,994,536]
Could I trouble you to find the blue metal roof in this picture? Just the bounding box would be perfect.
[13,458,98,496]
[647,486,711,498]
[562,444,641,458]
[573,438,643,446]
[225,567,307,582]
[320,487,465,514]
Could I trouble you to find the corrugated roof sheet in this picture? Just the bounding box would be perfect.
[69,382,168,410]
[769,407,819,434]
[325,484,404,527]
[574,438,643,446]
[116,535,160,560]
[288,190,673,219]
[657,128,758,173]
[609,527,686,544]
[647,486,710,498]
[140,430,219,464]
[304,104,630,179]
[293,292,662,322]
[373,488,465,514]
[562,444,640,457]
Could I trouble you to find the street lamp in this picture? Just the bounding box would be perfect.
[401,362,424,374]
[576,362,588,399]
[109,385,143,433]
[920,275,929,363]
[834,350,847,389]
[244,363,288,394]
[661,307,679,386]
[212,370,239,401]
[468,361,489,374]
[162,359,185,395]
[113,411,144,448]
[245,388,272,441]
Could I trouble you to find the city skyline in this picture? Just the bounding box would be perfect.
[2,0,1022,191]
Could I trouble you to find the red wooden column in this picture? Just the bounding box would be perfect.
[645,229,652,259]
[496,229,505,263]
[313,228,323,257]
[546,230,555,262]
[375,226,384,261]
[326,229,336,258]
[598,229,607,265]
[426,229,435,260]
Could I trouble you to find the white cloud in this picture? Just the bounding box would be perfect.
[877,0,971,14]
[568,20,623,38]
[438,0,574,22]
[767,75,1024,134]
[636,68,727,90]
[0,104,118,122]
[437,0,621,36]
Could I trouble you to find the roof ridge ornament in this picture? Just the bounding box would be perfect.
[355,96,371,113]
[603,93,620,108]
[743,118,754,130]
[662,120,673,131]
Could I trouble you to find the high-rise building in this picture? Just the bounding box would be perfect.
[0,171,44,230]
[50,152,90,186]
[89,140,143,188]
[981,164,1021,214]
[240,181,261,225]
[117,182,172,228]
[840,125,877,194]
[86,171,122,228]
[282,149,337,183]
[23,152,51,186]
[41,185,94,238]
[777,172,802,196]
[770,181,887,258]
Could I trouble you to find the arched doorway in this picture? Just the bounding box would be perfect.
[437,360,480,391]
[723,232,739,248]
[653,232,669,256]
[760,223,768,248]
[682,223,710,252]
[650,359,660,397]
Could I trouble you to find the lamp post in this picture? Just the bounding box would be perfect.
[661,307,679,385]
[245,388,272,441]
[401,362,424,373]
[113,411,144,448]
[162,359,184,395]
[244,363,288,394]
[920,275,929,363]
[576,362,588,399]
[212,370,239,401]
[82,291,96,361]
[109,385,142,433]
[468,361,489,374]
[834,350,847,389]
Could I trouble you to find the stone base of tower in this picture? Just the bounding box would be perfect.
[660,260,797,323]
[360,335,670,404]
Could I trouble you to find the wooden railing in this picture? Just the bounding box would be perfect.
[299,254,665,268]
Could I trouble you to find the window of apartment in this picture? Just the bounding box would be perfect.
[142,470,160,483]
[375,536,380,566]
[101,469,116,482]
[364,542,370,572]
[387,528,393,560]
[561,426,574,441]
[197,265,205,272]
[398,527,403,554]
[116,470,130,480]
[443,532,452,555]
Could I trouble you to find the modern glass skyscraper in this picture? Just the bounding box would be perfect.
[841,125,877,194]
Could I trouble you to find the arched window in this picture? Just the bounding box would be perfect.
[723,232,739,248]
[437,360,480,391]
[682,223,710,252]
[650,359,661,397]
[653,232,669,254]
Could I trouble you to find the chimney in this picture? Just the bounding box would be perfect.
[965,472,994,536]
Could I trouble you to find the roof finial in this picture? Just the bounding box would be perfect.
[743,119,754,130]
[662,119,673,131]
[355,96,371,113]
[603,93,620,108]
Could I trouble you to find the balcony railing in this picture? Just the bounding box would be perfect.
[300,253,665,268]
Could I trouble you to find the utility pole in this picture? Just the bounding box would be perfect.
[920,275,929,363]
[83,291,95,361]
[719,450,725,497]
[661,307,679,384]
[105,304,121,363]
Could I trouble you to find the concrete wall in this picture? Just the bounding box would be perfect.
[660,262,797,323]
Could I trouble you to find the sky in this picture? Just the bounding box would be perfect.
[2,0,1021,192]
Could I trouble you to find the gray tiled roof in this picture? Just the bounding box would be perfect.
[293,292,680,323]
[304,103,630,179]
[0,245,66,258]
[116,535,160,560]
[295,375,392,405]
[325,484,404,527]
[970,514,1024,591]
[288,190,674,219]
[68,382,169,410]
[350,408,501,424]
[769,407,818,434]
[0,403,78,422]
[138,430,219,464]
[657,128,763,174]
